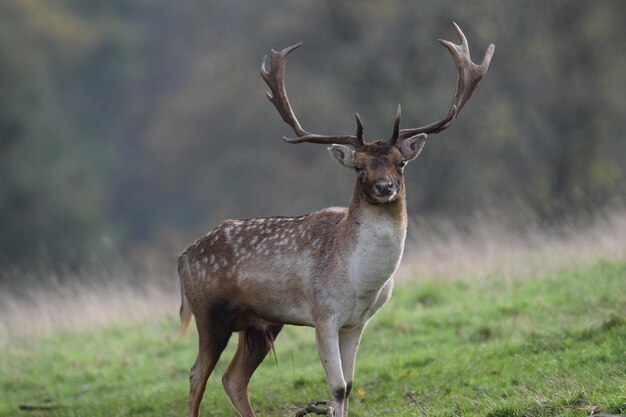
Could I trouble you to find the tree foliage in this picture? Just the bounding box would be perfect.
[0,0,624,266]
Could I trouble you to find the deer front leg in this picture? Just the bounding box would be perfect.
[338,326,364,417]
[315,322,346,417]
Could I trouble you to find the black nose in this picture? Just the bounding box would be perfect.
[374,182,394,196]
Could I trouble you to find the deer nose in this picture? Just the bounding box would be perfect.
[374,181,395,196]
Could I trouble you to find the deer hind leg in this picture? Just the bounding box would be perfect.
[222,324,283,417]
[187,315,233,417]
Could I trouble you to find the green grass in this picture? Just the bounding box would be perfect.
[1,261,625,417]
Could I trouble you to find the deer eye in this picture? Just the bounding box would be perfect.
[355,165,365,173]
[398,161,407,169]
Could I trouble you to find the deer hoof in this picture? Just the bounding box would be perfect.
[294,400,330,417]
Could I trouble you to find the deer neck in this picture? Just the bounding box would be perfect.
[340,180,407,288]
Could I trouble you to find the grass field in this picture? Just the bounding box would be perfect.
[1,260,624,417]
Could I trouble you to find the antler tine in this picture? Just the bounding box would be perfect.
[261,43,364,149]
[355,113,364,144]
[396,23,495,141]
[389,104,401,144]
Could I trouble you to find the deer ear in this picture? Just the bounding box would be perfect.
[327,144,356,168]
[399,133,427,161]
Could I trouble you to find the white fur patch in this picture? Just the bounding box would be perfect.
[344,207,406,325]
[325,206,345,213]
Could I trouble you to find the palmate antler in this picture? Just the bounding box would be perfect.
[262,23,495,148]
[391,22,495,143]
[261,43,366,149]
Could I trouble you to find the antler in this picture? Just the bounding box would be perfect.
[392,22,495,143]
[261,43,365,149]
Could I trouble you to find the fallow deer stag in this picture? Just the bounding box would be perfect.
[178,23,494,417]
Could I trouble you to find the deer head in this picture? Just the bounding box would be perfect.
[261,23,494,204]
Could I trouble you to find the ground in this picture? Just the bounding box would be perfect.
[1,261,624,417]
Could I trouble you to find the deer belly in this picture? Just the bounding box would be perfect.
[245,288,314,326]
[235,259,316,326]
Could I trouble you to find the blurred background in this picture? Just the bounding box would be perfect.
[0,0,624,272]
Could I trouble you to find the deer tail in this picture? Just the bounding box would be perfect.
[178,254,194,338]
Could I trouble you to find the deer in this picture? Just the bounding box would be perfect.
[178,23,494,417]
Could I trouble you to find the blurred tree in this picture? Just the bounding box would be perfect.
[0,0,624,268]
[0,0,149,265]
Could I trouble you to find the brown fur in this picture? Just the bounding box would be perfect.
[178,140,408,417]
